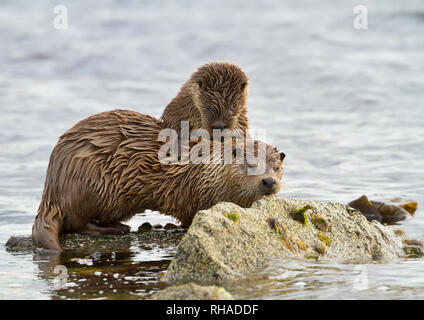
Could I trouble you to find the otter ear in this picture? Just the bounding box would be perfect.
[197,80,204,89]
[279,152,286,161]
[240,81,248,91]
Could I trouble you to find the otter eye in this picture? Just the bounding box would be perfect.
[274,167,280,172]
[205,106,212,112]
[228,107,234,115]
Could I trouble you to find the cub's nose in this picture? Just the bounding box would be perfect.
[262,178,276,189]
[212,121,227,130]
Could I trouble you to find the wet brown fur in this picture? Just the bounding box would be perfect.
[32,110,284,252]
[160,62,250,136]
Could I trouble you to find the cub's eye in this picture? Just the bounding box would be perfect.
[274,167,281,172]
[228,107,235,115]
[205,106,212,112]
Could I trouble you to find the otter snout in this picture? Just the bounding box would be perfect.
[261,177,280,196]
[212,121,227,130]
[262,178,276,189]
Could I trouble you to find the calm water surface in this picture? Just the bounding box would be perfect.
[1,0,424,299]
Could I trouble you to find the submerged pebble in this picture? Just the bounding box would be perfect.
[164,223,179,230]
[138,222,153,232]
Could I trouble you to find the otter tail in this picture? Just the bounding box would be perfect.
[32,204,63,252]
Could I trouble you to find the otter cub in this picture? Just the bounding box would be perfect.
[160,62,250,137]
[32,110,284,252]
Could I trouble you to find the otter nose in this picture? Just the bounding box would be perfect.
[212,121,227,130]
[262,178,276,189]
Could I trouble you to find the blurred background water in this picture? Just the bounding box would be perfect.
[0,0,423,299]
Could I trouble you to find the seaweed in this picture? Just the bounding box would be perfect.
[311,213,329,232]
[296,240,308,251]
[403,246,424,259]
[266,218,294,251]
[399,202,418,216]
[305,253,320,261]
[317,232,331,247]
[224,211,239,223]
[290,205,312,226]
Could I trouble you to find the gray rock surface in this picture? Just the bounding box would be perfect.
[162,197,406,285]
[149,282,233,300]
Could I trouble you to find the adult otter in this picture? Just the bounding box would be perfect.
[32,110,284,252]
[160,62,250,137]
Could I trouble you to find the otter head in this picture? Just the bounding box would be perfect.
[189,62,249,135]
[226,141,285,207]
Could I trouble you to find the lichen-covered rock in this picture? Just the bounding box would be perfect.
[162,197,406,285]
[149,283,233,300]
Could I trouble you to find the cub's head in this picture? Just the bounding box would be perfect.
[190,62,249,135]
[226,141,285,207]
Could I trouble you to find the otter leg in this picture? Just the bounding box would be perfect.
[94,222,131,233]
[78,222,129,235]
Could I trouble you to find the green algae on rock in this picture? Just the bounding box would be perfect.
[296,240,308,251]
[266,217,294,251]
[290,205,312,227]
[317,232,331,247]
[403,246,424,259]
[305,253,320,261]
[224,211,239,223]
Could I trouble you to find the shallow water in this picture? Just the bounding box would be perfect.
[1,0,424,299]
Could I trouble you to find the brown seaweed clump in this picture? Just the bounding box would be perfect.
[348,195,417,225]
